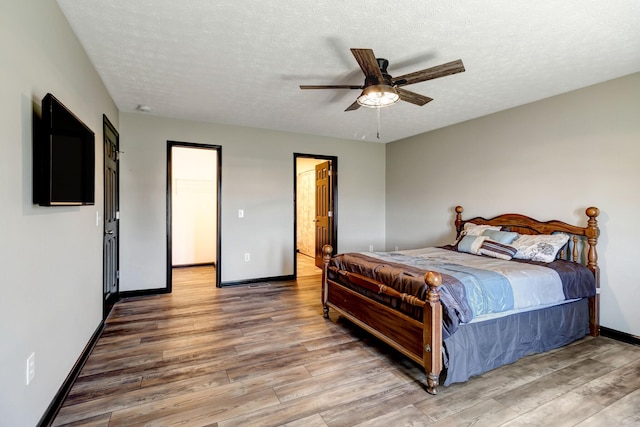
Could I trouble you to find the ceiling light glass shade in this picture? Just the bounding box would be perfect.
[356,85,400,108]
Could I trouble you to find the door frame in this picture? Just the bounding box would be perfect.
[293,153,338,278]
[167,141,222,291]
[103,115,119,319]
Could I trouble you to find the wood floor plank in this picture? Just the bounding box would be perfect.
[425,399,518,427]
[51,412,112,427]
[274,364,393,402]
[352,404,432,427]
[574,388,640,426]
[567,357,640,407]
[53,372,232,425]
[282,413,328,427]
[500,389,605,427]
[78,351,165,377]
[217,371,406,426]
[590,339,640,368]
[52,263,640,426]
[62,374,143,406]
[110,364,313,426]
[492,358,615,414]
[108,388,281,427]
[300,343,380,377]
[140,362,230,389]
[319,382,426,427]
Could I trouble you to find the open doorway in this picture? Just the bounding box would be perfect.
[167,141,221,291]
[294,153,337,278]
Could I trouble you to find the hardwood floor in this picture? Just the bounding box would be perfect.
[297,252,321,277]
[53,265,640,426]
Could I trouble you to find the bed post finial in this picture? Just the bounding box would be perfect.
[585,207,599,272]
[455,206,464,237]
[322,244,334,260]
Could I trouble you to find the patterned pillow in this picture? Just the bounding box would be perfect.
[511,233,570,263]
[478,240,518,260]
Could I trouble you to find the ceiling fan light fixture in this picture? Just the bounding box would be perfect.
[356,85,400,108]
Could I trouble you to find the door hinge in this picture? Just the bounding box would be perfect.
[116,271,120,279]
[328,211,333,218]
[116,211,120,220]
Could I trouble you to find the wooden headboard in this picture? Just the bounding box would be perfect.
[453,205,601,336]
[454,205,599,269]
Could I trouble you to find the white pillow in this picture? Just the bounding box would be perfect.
[462,223,502,236]
[511,233,570,263]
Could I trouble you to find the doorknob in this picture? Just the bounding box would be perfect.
[105,230,114,235]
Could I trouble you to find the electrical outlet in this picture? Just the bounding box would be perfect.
[238,209,244,218]
[26,353,35,385]
[369,245,374,252]
[244,253,250,262]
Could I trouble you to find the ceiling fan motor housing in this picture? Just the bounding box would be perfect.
[371,58,394,87]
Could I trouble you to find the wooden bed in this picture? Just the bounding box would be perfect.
[321,206,600,394]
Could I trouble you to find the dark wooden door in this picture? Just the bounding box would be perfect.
[103,115,119,319]
[314,161,333,267]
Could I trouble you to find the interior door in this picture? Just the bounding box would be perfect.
[103,115,119,319]
[315,160,333,267]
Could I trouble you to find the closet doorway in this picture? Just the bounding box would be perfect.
[294,154,337,277]
[167,142,221,290]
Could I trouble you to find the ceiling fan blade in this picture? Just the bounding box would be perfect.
[344,100,361,111]
[396,88,433,106]
[350,48,383,80]
[300,85,362,90]
[394,59,465,87]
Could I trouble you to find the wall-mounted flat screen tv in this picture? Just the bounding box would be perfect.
[34,93,95,206]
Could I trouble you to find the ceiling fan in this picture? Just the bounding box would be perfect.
[300,48,465,111]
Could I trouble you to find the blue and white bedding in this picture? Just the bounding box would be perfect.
[387,247,566,316]
[327,246,595,339]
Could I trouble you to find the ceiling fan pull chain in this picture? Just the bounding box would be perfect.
[377,107,381,139]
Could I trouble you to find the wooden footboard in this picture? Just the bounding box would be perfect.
[321,245,444,394]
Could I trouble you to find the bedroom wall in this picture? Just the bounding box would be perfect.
[119,113,386,289]
[0,0,118,424]
[385,72,640,337]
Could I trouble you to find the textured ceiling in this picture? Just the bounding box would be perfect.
[56,0,640,143]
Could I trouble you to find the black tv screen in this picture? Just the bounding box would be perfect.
[34,93,95,206]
